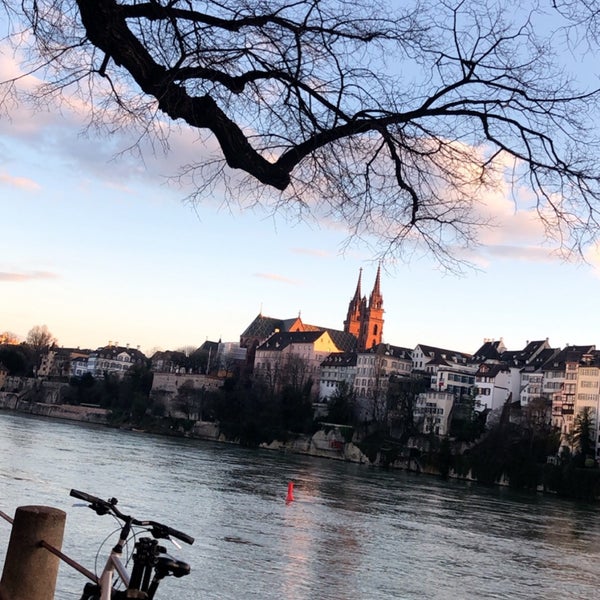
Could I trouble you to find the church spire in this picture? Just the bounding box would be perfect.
[344,268,364,338]
[357,264,384,350]
[353,267,363,303]
[369,263,383,310]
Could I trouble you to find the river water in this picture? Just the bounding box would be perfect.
[1,412,600,599]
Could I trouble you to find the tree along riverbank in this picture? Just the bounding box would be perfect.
[1,394,599,503]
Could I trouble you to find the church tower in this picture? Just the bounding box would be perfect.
[344,265,385,350]
[344,268,363,338]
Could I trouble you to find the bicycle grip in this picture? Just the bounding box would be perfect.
[170,528,194,545]
[156,521,194,545]
[70,489,103,504]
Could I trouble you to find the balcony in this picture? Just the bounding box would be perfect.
[561,403,575,416]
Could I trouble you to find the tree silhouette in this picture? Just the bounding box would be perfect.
[3,1,600,268]
[572,406,595,461]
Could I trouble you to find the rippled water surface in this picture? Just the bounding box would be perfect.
[1,412,600,599]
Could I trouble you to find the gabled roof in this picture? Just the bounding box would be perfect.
[241,313,357,352]
[520,339,548,357]
[520,347,559,372]
[500,339,552,367]
[198,340,219,354]
[326,330,358,352]
[257,330,336,352]
[240,314,303,341]
[476,362,510,378]
[471,340,505,363]
[542,345,596,371]
[415,344,471,364]
[91,345,148,360]
[359,343,412,360]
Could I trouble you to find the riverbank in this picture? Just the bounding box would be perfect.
[0,395,109,425]
[1,396,599,501]
[0,397,371,464]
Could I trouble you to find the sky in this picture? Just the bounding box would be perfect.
[2,7,600,358]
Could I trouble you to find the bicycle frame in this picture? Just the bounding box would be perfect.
[68,489,193,600]
[96,535,131,600]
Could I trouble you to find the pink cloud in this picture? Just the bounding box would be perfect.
[0,270,59,282]
[0,170,41,191]
[480,245,557,263]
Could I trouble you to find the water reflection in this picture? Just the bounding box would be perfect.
[1,412,600,599]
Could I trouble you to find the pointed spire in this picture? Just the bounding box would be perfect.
[353,268,363,302]
[344,268,364,337]
[372,263,381,295]
[369,263,383,310]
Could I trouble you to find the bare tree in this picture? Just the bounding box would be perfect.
[25,324,57,371]
[26,324,57,353]
[3,1,600,268]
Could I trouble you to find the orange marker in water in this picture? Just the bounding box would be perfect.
[286,481,294,502]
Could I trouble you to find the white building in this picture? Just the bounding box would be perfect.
[473,363,517,413]
[545,345,595,431]
[354,344,412,422]
[412,344,471,375]
[318,352,357,402]
[414,391,455,436]
[74,344,148,379]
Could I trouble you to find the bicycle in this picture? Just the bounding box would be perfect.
[64,489,194,600]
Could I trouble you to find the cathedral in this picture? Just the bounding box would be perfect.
[240,266,384,366]
[343,265,384,351]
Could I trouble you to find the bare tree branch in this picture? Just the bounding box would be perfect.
[3,0,600,271]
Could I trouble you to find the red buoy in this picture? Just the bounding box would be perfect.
[286,481,294,502]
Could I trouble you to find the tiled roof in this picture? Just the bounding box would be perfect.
[476,362,509,377]
[240,314,300,340]
[326,330,358,352]
[360,343,412,359]
[257,330,330,351]
[472,340,503,362]
[417,343,471,363]
[92,345,148,360]
[542,345,595,370]
[241,313,357,352]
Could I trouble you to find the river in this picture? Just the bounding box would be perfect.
[0,411,599,599]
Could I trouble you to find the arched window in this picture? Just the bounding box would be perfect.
[373,324,378,335]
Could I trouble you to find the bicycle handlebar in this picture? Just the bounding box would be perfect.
[69,489,194,545]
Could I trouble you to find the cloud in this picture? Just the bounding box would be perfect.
[480,244,557,263]
[0,270,59,282]
[0,40,220,194]
[0,169,41,191]
[254,272,300,285]
[0,38,591,272]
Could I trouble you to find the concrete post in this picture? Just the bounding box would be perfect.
[0,505,66,600]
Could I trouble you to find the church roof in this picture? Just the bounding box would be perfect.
[257,330,331,351]
[240,314,301,341]
[326,330,358,352]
